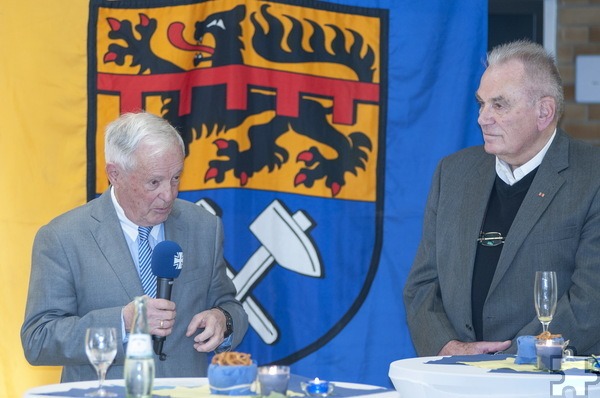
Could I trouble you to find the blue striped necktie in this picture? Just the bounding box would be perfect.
[138,226,156,298]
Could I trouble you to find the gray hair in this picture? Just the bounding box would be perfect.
[487,40,564,119]
[104,112,185,171]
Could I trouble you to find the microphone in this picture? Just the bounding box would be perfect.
[151,240,183,361]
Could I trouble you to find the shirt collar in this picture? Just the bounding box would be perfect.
[495,129,556,186]
[110,186,162,241]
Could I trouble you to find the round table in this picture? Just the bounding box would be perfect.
[389,356,600,398]
[24,377,400,398]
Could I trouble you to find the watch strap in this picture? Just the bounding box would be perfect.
[214,306,233,337]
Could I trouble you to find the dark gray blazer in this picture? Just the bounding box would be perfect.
[21,190,248,382]
[404,130,600,356]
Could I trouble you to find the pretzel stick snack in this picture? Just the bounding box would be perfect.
[535,331,562,340]
[212,352,253,366]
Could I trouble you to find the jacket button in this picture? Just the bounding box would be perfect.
[466,324,473,331]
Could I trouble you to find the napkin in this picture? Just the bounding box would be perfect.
[514,335,536,364]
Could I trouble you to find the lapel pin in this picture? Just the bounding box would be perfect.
[538,192,545,197]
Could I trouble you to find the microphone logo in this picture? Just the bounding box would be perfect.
[174,251,183,270]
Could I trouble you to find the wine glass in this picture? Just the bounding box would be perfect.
[534,271,557,334]
[85,327,118,397]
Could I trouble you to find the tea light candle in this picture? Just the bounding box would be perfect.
[306,378,330,395]
[536,340,563,371]
[258,366,290,396]
[301,377,335,397]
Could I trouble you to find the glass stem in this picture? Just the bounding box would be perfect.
[98,369,107,392]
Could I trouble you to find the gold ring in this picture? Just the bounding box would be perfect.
[160,320,164,328]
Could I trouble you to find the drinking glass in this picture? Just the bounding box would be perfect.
[258,365,290,396]
[85,327,118,397]
[534,271,557,334]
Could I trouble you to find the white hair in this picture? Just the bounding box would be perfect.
[104,112,185,171]
[487,40,564,119]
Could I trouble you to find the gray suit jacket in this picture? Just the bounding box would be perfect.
[21,190,248,382]
[404,130,600,356]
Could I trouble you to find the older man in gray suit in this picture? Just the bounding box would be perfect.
[21,112,248,382]
[404,40,600,357]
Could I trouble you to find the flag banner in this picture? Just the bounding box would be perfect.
[88,0,486,386]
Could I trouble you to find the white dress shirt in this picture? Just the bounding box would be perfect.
[495,129,556,186]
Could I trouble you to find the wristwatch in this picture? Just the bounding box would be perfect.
[214,306,233,337]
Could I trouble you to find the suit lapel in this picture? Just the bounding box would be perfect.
[91,191,144,300]
[488,131,569,295]
[164,202,186,248]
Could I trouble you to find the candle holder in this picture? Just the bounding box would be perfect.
[535,336,564,372]
[258,365,290,397]
[300,378,335,397]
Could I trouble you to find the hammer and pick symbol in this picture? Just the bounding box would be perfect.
[196,199,322,344]
[233,199,322,302]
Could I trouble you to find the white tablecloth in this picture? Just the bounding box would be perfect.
[389,356,600,398]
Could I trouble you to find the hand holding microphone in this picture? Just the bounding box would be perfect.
[150,240,183,361]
